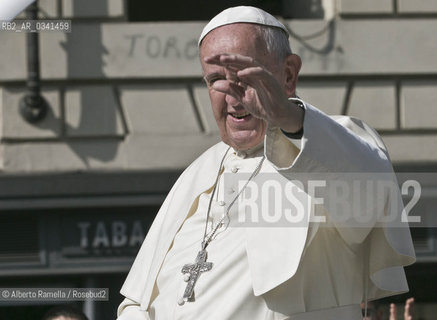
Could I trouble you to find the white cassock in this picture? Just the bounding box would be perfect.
[117,100,415,320]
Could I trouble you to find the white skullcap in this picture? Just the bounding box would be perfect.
[198,6,289,46]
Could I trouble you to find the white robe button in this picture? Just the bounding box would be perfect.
[218,201,225,206]
[231,167,238,173]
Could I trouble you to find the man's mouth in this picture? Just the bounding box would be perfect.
[229,111,251,119]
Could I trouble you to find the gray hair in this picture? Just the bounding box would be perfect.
[255,25,292,61]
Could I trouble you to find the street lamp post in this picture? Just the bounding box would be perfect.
[19,0,49,123]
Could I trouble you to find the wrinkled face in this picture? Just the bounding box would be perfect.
[200,23,287,150]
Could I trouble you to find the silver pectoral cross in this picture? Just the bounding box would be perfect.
[179,249,213,305]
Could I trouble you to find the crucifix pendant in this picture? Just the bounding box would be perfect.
[179,248,213,305]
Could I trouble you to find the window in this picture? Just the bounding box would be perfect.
[127,0,327,21]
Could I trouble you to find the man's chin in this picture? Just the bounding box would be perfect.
[227,136,264,151]
[221,125,266,151]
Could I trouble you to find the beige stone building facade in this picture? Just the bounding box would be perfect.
[0,0,436,319]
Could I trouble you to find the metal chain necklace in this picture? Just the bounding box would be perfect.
[178,146,265,306]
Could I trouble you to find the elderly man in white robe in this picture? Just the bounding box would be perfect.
[117,6,415,320]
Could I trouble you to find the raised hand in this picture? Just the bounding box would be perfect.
[389,298,414,320]
[204,53,303,133]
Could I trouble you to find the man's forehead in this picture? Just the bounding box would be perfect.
[199,23,266,61]
[201,23,259,44]
[199,24,279,79]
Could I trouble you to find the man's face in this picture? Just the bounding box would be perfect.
[200,23,287,150]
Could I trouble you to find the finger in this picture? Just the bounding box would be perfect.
[211,80,242,97]
[204,54,239,70]
[203,54,222,65]
[211,80,244,101]
[237,66,266,79]
[389,303,397,320]
[404,298,414,318]
[224,68,240,84]
[219,54,257,69]
[237,67,274,86]
[237,67,279,94]
[205,54,258,71]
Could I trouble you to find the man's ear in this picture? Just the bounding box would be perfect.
[284,54,302,97]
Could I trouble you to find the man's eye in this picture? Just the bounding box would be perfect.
[207,76,223,86]
[208,78,218,85]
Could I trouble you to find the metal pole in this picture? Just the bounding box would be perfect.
[83,278,96,320]
[19,0,49,123]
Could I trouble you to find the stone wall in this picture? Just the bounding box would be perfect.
[1,0,436,172]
